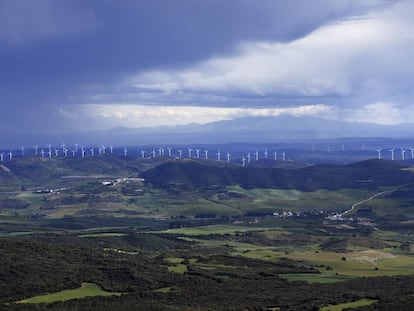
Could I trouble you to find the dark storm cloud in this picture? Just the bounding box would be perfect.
[0,0,393,132]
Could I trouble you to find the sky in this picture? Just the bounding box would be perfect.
[1,0,414,135]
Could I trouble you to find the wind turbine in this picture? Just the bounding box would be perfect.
[47,144,52,155]
[0,153,3,162]
[167,147,172,157]
[81,146,85,158]
[74,144,79,153]
[158,148,163,156]
[33,145,39,156]
[389,148,395,161]
[196,149,200,159]
[282,151,286,161]
[410,147,414,160]
[217,150,221,161]
[247,152,251,164]
[188,148,193,158]
[98,148,102,156]
[124,147,128,157]
[401,148,406,160]
[141,150,146,158]
[41,149,45,158]
[376,148,382,160]
[226,152,230,163]
[178,149,182,158]
[63,148,68,157]
[161,148,165,156]
[110,145,113,154]
[9,151,13,160]
[151,149,156,158]
[90,148,94,156]
[61,142,66,153]
[273,151,277,161]
[48,149,52,158]
[204,150,208,159]
[102,145,106,154]
[241,156,246,167]
[54,149,59,157]
[264,149,268,159]
[71,150,75,157]
[255,150,259,161]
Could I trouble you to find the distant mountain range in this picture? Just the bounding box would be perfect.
[4,116,414,148]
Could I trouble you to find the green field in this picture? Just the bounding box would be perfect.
[320,299,378,311]
[16,283,122,304]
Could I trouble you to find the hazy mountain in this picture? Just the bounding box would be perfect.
[3,116,414,148]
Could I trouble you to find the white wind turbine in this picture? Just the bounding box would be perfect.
[71,150,76,157]
[33,145,39,156]
[217,150,221,161]
[282,151,286,161]
[61,142,66,153]
[204,150,208,159]
[110,145,113,154]
[98,148,102,156]
[241,156,246,167]
[389,148,395,161]
[247,152,251,164]
[124,147,128,157]
[196,149,200,159]
[102,145,106,154]
[41,149,45,158]
[63,148,68,157]
[167,147,172,157]
[90,148,94,156]
[255,150,259,161]
[0,153,3,162]
[264,149,268,159]
[273,151,277,161]
[376,148,382,160]
[178,149,182,158]
[226,152,230,163]
[410,147,414,160]
[161,148,165,156]
[158,148,163,156]
[74,144,79,153]
[9,151,13,160]
[401,148,406,160]
[81,146,85,158]
[188,148,193,158]
[54,149,59,157]
[48,149,52,158]
[47,144,52,155]
[141,150,146,158]
[151,149,156,158]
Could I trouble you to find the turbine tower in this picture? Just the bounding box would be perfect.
[410,147,414,160]
[141,150,146,158]
[226,152,230,163]
[241,156,246,167]
[255,150,259,161]
[71,150,75,157]
[61,142,66,152]
[55,149,59,157]
[63,148,68,157]
[401,148,406,161]
[124,147,128,157]
[273,151,277,161]
[217,150,221,161]
[389,148,395,161]
[0,153,3,162]
[41,149,45,158]
[90,148,94,157]
[247,152,251,164]
[33,145,39,156]
[282,151,286,161]
[188,148,193,158]
[204,150,208,159]
[110,145,113,154]
[81,146,85,158]
[9,151,13,160]
[48,149,52,158]
[264,149,268,159]
[376,148,382,160]
[152,149,156,158]
[102,145,106,154]
[47,144,52,155]
[167,147,172,157]
[74,144,79,153]
[178,149,182,158]
[196,149,200,159]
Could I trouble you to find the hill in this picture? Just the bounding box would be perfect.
[142,159,414,191]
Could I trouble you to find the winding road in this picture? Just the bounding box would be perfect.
[340,191,388,217]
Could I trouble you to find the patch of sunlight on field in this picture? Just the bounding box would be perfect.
[152,287,173,293]
[164,224,281,235]
[284,250,414,277]
[46,204,88,219]
[16,283,122,304]
[320,299,378,311]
